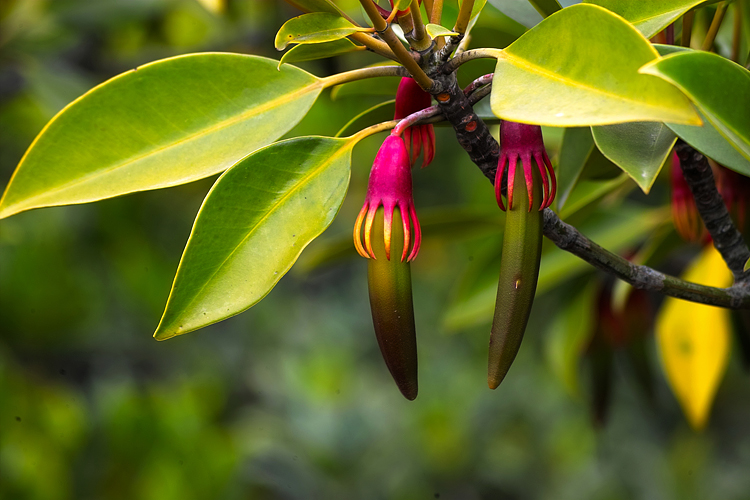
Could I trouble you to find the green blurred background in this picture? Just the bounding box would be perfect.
[1,1,749,499]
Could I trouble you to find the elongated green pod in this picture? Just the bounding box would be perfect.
[488,160,543,389]
[367,207,418,400]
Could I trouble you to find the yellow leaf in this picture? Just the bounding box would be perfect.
[656,246,732,430]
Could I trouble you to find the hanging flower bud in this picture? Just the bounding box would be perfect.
[494,121,556,211]
[671,151,706,242]
[395,77,436,168]
[353,134,421,400]
[354,133,421,262]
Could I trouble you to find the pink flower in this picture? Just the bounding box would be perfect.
[394,77,435,168]
[494,121,556,211]
[354,134,421,262]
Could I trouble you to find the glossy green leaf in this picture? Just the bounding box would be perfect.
[486,0,542,27]
[335,99,396,137]
[392,0,412,10]
[641,51,750,172]
[584,0,705,38]
[275,13,367,51]
[556,127,595,211]
[154,136,356,340]
[668,110,750,176]
[279,38,363,68]
[545,282,597,396]
[425,24,459,38]
[0,54,323,219]
[745,257,750,272]
[591,122,677,193]
[490,4,701,126]
[444,205,666,329]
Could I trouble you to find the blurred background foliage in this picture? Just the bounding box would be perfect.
[1,0,749,499]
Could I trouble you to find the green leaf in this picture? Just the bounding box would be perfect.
[279,38,363,68]
[154,136,356,340]
[641,51,750,171]
[486,0,542,28]
[545,282,597,396]
[392,0,412,10]
[335,99,396,137]
[556,127,595,211]
[0,54,322,219]
[425,24,459,38]
[444,205,666,330]
[745,257,750,272]
[490,4,701,126]
[274,13,367,51]
[591,122,677,193]
[583,0,705,38]
[668,110,750,176]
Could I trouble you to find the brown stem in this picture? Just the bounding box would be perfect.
[674,141,750,283]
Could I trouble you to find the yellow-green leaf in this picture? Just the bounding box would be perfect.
[640,51,750,168]
[279,38,363,68]
[425,23,459,38]
[0,54,322,219]
[490,4,701,126]
[154,136,357,340]
[584,0,705,38]
[656,246,732,430]
[275,13,368,51]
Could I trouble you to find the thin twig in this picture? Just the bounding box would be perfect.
[441,48,499,73]
[702,1,728,51]
[454,0,475,35]
[359,0,434,90]
[408,0,432,51]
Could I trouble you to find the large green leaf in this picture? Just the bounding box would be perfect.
[556,127,595,211]
[275,13,368,51]
[154,136,356,340]
[490,4,701,127]
[591,122,677,193]
[584,0,705,38]
[668,110,750,175]
[444,205,665,330]
[0,54,323,219]
[279,38,363,68]
[640,51,750,172]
